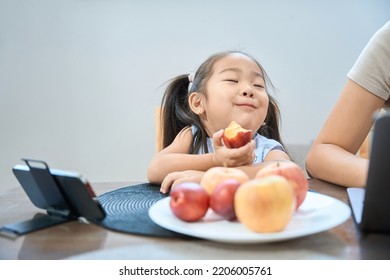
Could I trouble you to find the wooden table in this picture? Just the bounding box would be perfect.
[1,179,390,260]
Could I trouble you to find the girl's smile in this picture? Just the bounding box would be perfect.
[234,101,257,109]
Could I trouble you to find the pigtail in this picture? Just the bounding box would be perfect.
[161,75,194,148]
[259,95,290,157]
[259,95,281,142]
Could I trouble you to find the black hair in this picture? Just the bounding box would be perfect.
[159,50,286,154]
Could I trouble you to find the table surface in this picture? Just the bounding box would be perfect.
[1,179,390,260]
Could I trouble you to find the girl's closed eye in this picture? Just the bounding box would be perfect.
[254,83,265,88]
[224,79,238,83]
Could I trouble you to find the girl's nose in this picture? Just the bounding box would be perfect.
[241,85,254,98]
[242,91,254,98]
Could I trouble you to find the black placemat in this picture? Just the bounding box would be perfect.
[95,183,190,238]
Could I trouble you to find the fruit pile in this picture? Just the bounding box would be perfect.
[169,163,309,233]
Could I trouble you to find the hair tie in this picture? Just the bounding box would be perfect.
[188,73,195,83]
[188,72,195,92]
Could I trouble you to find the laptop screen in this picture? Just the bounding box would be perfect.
[350,112,390,233]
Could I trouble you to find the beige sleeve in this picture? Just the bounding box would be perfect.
[347,21,390,103]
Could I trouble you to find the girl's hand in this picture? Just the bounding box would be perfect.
[160,170,205,194]
[212,129,255,167]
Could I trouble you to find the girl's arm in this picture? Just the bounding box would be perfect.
[148,127,256,192]
[148,123,292,191]
[157,147,291,194]
[147,127,217,185]
[306,79,384,187]
[236,149,292,179]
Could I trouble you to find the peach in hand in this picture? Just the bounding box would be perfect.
[223,121,252,148]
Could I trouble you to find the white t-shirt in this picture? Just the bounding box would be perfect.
[347,21,390,105]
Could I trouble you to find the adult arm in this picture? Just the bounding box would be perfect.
[306,79,385,187]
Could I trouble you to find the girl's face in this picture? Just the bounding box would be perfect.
[197,53,269,136]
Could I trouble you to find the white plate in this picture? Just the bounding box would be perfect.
[148,192,351,244]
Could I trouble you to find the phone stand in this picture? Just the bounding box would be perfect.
[0,212,72,237]
[0,159,105,236]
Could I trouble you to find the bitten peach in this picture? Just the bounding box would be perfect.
[223,121,252,148]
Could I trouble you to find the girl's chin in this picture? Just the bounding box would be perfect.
[229,119,258,131]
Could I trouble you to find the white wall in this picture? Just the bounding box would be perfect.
[0,0,389,192]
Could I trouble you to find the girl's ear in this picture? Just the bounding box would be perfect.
[188,92,205,115]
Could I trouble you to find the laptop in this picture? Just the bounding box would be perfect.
[347,111,390,234]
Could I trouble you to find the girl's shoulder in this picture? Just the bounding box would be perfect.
[164,126,194,153]
[253,133,285,163]
[178,126,194,139]
[254,133,284,150]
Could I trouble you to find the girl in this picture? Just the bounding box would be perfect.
[148,51,293,193]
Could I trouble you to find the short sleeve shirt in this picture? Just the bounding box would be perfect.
[347,21,390,106]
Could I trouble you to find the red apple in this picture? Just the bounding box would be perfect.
[223,121,252,148]
[210,178,241,220]
[200,166,250,195]
[255,162,309,209]
[169,182,209,222]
